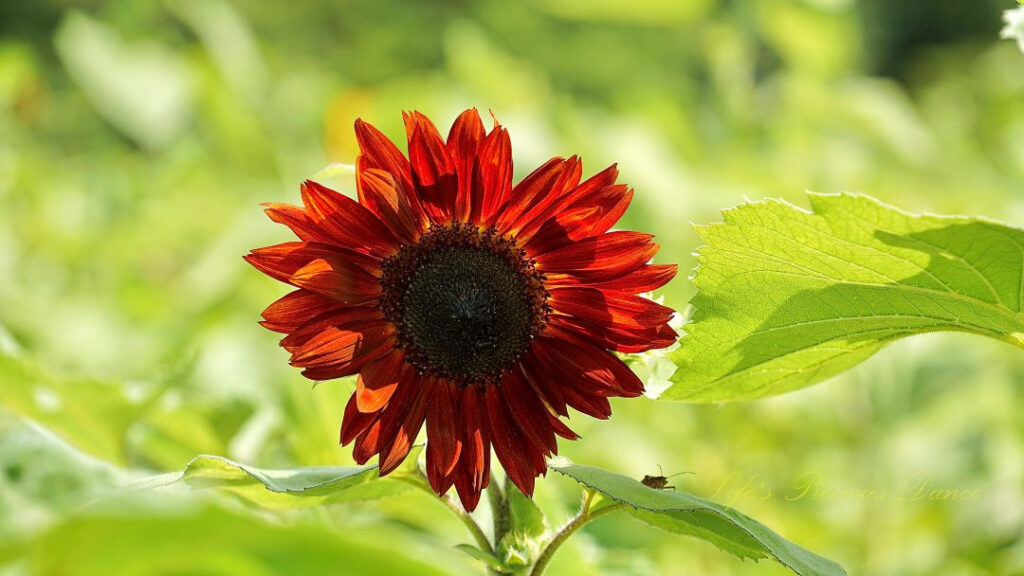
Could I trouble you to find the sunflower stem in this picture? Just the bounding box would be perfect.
[442,493,496,557]
[528,489,627,576]
[488,474,512,547]
[396,471,495,558]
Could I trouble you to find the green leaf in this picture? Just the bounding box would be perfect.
[666,193,1024,402]
[0,350,213,469]
[0,352,157,464]
[311,162,356,180]
[496,483,547,568]
[507,483,547,539]
[455,544,509,572]
[178,450,418,509]
[552,464,846,576]
[54,11,193,149]
[0,501,455,576]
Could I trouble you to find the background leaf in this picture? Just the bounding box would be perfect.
[0,350,235,470]
[53,11,193,149]
[552,464,846,576]
[498,483,548,568]
[455,544,508,572]
[178,450,418,509]
[665,193,1024,402]
[507,483,547,540]
[0,352,156,464]
[0,501,455,576]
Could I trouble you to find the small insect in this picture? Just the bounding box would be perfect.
[641,465,693,491]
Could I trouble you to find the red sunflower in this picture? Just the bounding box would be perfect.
[246,109,677,511]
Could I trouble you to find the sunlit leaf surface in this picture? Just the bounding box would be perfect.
[552,464,846,576]
[178,450,419,509]
[0,502,455,576]
[666,194,1024,402]
[0,352,152,464]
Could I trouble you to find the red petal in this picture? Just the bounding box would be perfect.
[245,243,381,304]
[262,203,335,244]
[290,320,392,365]
[378,385,428,475]
[560,386,612,419]
[573,187,632,237]
[246,242,380,276]
[279,306,384,352]
[355,349,405,412]
[526,335,617,419]
[548,315,677,354]
[514,158,601,242]
[471,125,512,226]
[548,264,677,294]
[291,322,396,380]
[351,364,421,469]
[520,353,569,416]
[491,158,562,231]
[496,157,581,238]
[341,394,379,446]
[454,386,490,511]
[300,180,400,257]
[356,162,421,243]
[446,109,486,222]
[546,412,579,440]
[564,164,620,205]
[353,419,383,464]
[354,118,429,232]
[531,335,645,398]
[500,369,559,454]
[548,287,675,330]
[259,290,340,333]
[535,231,658,280]
[485,381,544,497]
[353,119,415,198]
[404,111,458,224]
[524,180,633,253]
[289,259,379,305]
[426,379,463,494]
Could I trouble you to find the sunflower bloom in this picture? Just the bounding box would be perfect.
[246,109,677,510]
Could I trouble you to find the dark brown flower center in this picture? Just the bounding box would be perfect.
[379,224,549,385]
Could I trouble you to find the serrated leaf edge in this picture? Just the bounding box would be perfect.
[550,465,847,576]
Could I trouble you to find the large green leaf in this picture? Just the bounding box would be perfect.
[552,464,846,576]
[177,450,417,509]
[0,502,454,576]
[0,352,156,464]
[0,350,219,469]
[54,11,193,149]
[665,193,1024,402]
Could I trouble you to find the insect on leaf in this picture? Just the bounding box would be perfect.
[552,464,846,576]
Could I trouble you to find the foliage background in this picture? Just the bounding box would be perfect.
[1,0,1023,574]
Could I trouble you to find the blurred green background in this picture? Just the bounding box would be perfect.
[1,0,1023,574]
